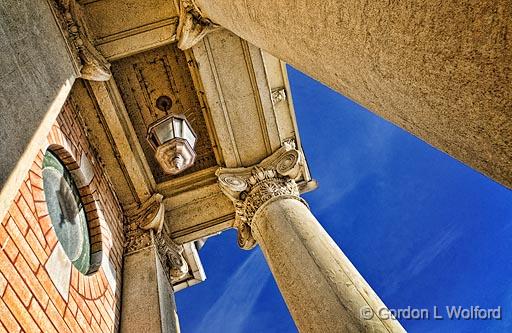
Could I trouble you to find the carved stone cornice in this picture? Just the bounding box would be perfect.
[174,0,220,50]
[124,194,188,282]
[216,143,307,249]
[49,0,111,81]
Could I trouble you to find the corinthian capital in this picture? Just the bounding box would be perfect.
[124,194,188,282]
[50,0,111,80]
[174,0,220,50]
[217,143,307,249]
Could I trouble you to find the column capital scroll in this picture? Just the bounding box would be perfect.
[216,143,308,249]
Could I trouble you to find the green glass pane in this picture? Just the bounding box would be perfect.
[42,151,91,274]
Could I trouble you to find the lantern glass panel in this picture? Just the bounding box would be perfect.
[154,119,175,144]
[183,122,196,147]
[173,117,183,138]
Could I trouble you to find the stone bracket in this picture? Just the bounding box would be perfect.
[124,193,189,285]
[174,0,220,50]
[49,0,111,80]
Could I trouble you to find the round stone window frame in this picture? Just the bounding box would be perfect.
[43,144,103,276]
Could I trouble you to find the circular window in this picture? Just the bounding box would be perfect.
[42,150,91,274]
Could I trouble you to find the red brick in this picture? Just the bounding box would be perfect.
[5,219,40,272]
[78,272,85,295]
[76,307,90,331]
[64,308,83,333]
[88,276,98,299]
[0,322,7,333]
[90,318,102,333]
[84,278,92,299]
[14,255,49,307]
[7,204,28,235]
[36,268,66,315]
[16,196,38,232]
[31,225,47,254]
[85,298,102,323]
[28,298,58,333]
[68,295,78,316]
[0,298,21,333]
[71,267,79,289]
[31,183,45,202]
[34,152,44,169]
[70,291,92,323]
[19,181,36,214]
[100,317,110,332]
[1,214,8,226]
[38,215,53,235]
[45,300,71,333]
[25,229,47,264]
[0,252,32,306]
[93,275,104,298]
[0,223,18,262]
[45,230,58,251]
[44,245,52,256]
[3,286,40,332]
[99,270,109,290]
[35,201,49,219]
[0,272,6,296]
[95,299,113,327]
[104,289,115,308]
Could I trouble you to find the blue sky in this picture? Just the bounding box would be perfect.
[175,66,512,333]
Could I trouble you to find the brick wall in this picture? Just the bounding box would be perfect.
[0,99,125,332]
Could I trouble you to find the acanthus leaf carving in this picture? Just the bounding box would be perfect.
[124,193,189,284]
[154,228,189,281]
[50,0,111,81]
[216,144,306,250]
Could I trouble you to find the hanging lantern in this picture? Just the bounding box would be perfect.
[147,113,197,175]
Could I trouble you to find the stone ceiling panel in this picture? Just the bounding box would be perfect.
[111,44,217,184]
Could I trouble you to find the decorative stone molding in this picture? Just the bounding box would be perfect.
[154,228,189,281]
[217,142,307,249]
[124,193,188,282]
[271,87,287,105]
[50,0,111,81]
[127,193,165,231]
[124,193,166,254]
[174,0,220,50]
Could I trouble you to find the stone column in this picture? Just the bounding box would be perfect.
[217,145,405,332]
[0,0,111,220]
[121,195,187,333]
[185,0,512,189]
